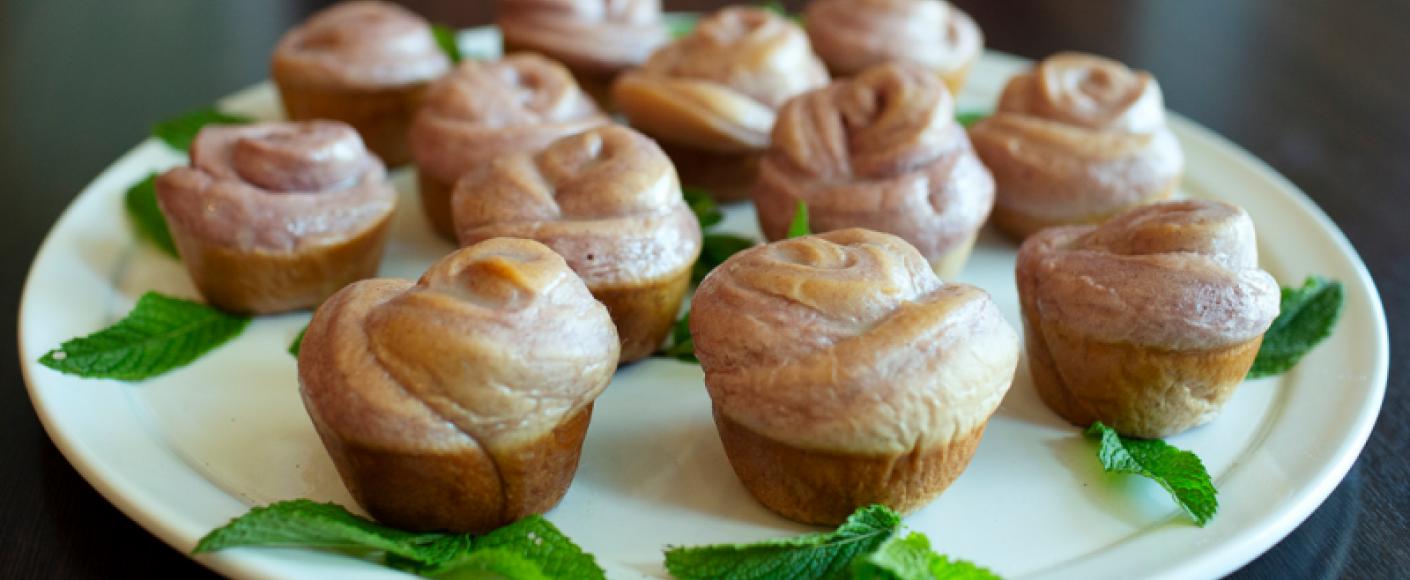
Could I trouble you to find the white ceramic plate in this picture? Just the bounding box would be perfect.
[19,27,1388,580]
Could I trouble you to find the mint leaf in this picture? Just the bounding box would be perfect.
[124,173,179,258]
[668,15,699,38]
[787,201,812,238]
[39,292,250,380]
[695,234,756,284]
[152,107,253,152]
[1085,422,1218,526]
[424,548,552,580]
[956,112,988,129]
[684,187,724,228]
[664,504,902,580]
[289,325,307,358]
[431,23,463,63]
[656,310,697,364]
[753,1,804,25]
[1248,276,1344,379]
[193,500,466,563]
[463,516,606,580]
[852,533,1003,580]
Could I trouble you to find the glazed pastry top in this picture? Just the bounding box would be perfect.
[271,0,450,90]
[691,229,1019,454]
[453,125,702,286]
[156,121,395,251]
[757,62,994,256]
[1017,200,1280,350]
[409,54,610,183]
[804,0,983,77]
[299,238,619,452]
[497,0,671,75]
[613,6,829,152]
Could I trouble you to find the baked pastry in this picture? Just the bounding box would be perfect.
[968,52,1183,240]
[452,125,701,363]
[155,121,396,315]
[754,62,995,279]
[497,0,671,109]
[1016,200,1280,438]
[612,6,829,202]
[804,0,983,95]
[298,238,619,533]
[691,229,1019,524]
[271,1,451,167]
[409,54,610,239]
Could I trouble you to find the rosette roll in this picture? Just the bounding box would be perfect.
[613,6,829,201]
[453,125,701,363]
[969,52,1184,239]
[691,229,1019,524]
[299,238,619,533]
[805,0,983,95]
[155,121,396,315]
[272,1,451,166]
[409,53,609,239]
[755,62,995,279]
[1016,200,1280,438]
[497,0,670,108]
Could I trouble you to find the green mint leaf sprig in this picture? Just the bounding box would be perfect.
[152,107,253,152]
[753,1,805,26]
[787,201,812,238]
[668,15,700,38]
[955,112,988,129]
[289,326,307,358]
[695,234,757,284]
[851,533,1002,580]
[39,292,250,380]
[658,310,697,364]
[1248,276,1344,379]
[665,504,902,580]
[685,187,725,228]
[124,173,179,258]
[431,23,463,63]
[1085,422,1218,527]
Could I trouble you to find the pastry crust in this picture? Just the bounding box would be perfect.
[691,229,1019,523]
[1016,200,1280,438]
[155,121,395,315]
[452,126,701,362]
[409,54,609,239]
[613,6,828,202]
[754,62,995,279]
[804,0,983,95]
[969,52,1183,240]
[299,239,619,532]
[271,1,450,166]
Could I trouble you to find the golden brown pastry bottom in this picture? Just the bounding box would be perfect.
[656,141,762,203]
[274,80,427,167]
[593,268,691,363]
[713,406,986,525]
[418,172,459,241]
[1022,304,1263,439]
[311,403,594,534]
[169,217,392,315]
[992,180,1178,241]
[928,232,979,281]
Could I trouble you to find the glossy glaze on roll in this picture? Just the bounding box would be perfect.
[804,0,983,95]
[754,62,994,279]
[612,6,828,201]
[969,52,1183,239]
[453,126,701,362]
[692,229,1019,524]
[299,239,619,533]
[271,1,450,166]
[409,54,609,239]
[156,121,395,314]
[1017,200,1279,438]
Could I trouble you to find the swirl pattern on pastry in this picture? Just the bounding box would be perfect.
[804,0,983,92]
[692,229,1019,455]
[271,0,450,91]
[969,52,1183,237]
[496,0,670,76]
[299,239,618,531]
[755,62,994,276]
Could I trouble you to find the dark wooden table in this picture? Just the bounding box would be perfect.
[2,0,1404,578]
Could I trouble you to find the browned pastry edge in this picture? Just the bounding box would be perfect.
[418,171,459,240]
[930,231,978,280]
[1022,301,1263,439]
[657,140,761,203]
[991,179,1178,241]
[713,405,986,525]
[167,215,392,315]
[309,403,594,534]
[274,77,429,168]
[939,60,975,100]
[593,269,691,363]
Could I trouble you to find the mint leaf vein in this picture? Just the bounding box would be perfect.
[1248,276,1344,379]
[1085,422,1218,526]
[664,505,902,580]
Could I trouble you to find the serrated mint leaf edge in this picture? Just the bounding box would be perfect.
[1247,276,1344,379]
[663,505,901,580]
[1084,422,1218,526]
